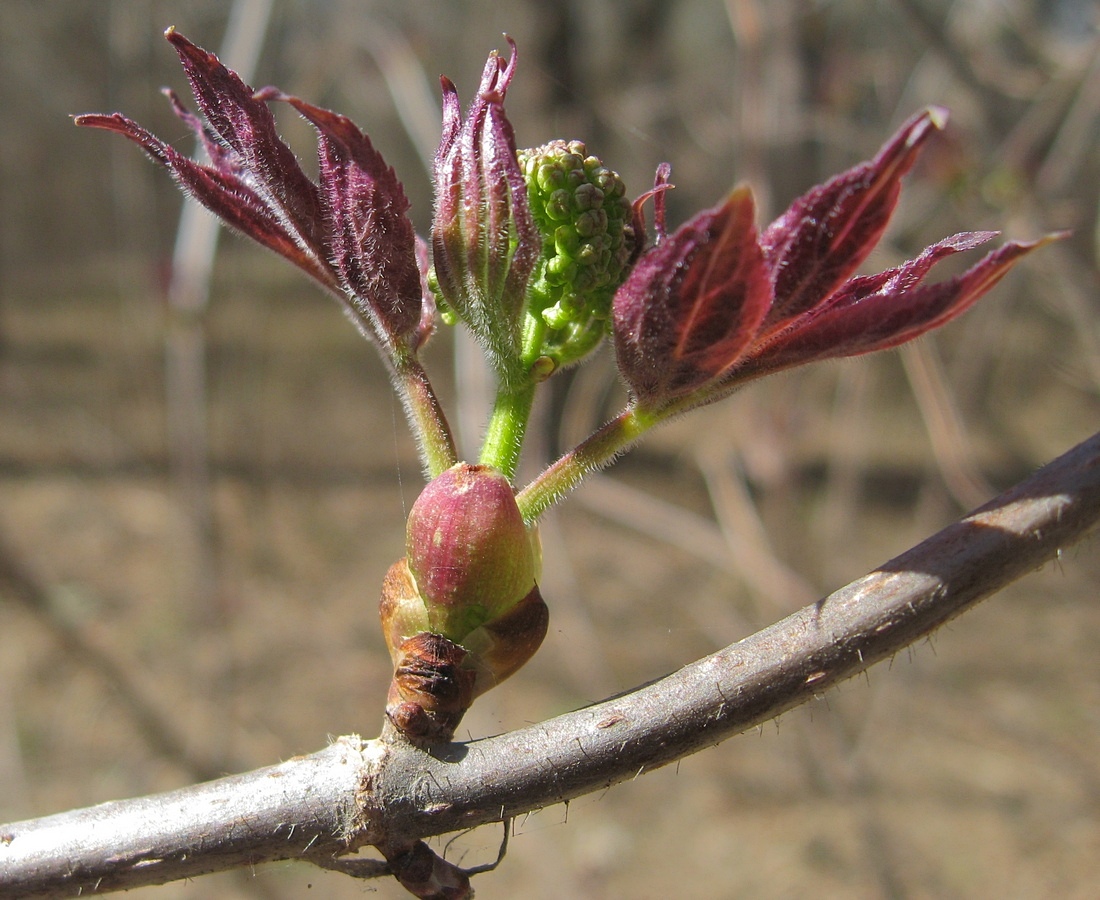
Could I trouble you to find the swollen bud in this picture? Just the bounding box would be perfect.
[520,139,637,369]
[379,464,548,744]
[406,464,539,638]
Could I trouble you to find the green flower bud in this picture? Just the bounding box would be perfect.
[519,139,637,369]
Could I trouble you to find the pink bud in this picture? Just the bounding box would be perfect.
[378,464,548,743]
[405,464,539,641]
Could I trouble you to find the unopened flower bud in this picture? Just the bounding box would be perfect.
[520,140,637,369]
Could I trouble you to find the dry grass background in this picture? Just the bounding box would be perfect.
[1,1,1099,897]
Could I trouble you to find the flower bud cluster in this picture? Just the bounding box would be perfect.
[519,140,636,367]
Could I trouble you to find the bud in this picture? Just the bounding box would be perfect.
[429,39,540,381]
[379,464,548,743]
[520,139,637,369]
[405,464,539,638]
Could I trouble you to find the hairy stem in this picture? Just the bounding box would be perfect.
[516,405,655,522]
[393,355,459,478]
[478,379,536,479]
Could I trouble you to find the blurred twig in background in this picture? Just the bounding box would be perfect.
[165,0,273,619]
[0,532,229,782]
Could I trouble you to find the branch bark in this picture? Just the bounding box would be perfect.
[3,430,1099,898]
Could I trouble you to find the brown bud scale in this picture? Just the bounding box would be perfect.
[385,632,476,745]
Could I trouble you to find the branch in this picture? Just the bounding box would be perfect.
[3,430,1099,897]
[0,739,377,896]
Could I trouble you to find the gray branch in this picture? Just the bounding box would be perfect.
[3,430,1099,898]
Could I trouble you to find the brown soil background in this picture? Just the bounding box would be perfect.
[2,2,1098,898]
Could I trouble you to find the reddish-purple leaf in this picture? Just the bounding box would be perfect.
[820,238,1048,356]
[613,187,771,404]
[609,104,1053,417]
[746,231,994,366]
[429,38,538,363]
[76,30,445,356]
[164,28,322,249]
[278,94,422,347]
[163,88,237,177]
[759,108,947,333]
[812,231,998,317]
[73,111,336,289]
[741,235,1048,379]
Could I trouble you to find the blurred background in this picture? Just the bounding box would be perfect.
[1,0,1098,897]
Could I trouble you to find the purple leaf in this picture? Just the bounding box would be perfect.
[759,108,947,333]
[737,235,1050,381]
[73,111,336,289]
[278,93,423,347]
[745,231,993,367]
[164,28,322,250]
[609,106,1054,416]
[75,29,436,356]
[613,187,771,403]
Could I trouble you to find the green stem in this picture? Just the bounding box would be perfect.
[515,405,656,523]
[520,310,548,370]
[479,379,537,480]
[393,355,459,478]
[476,311,553,480]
